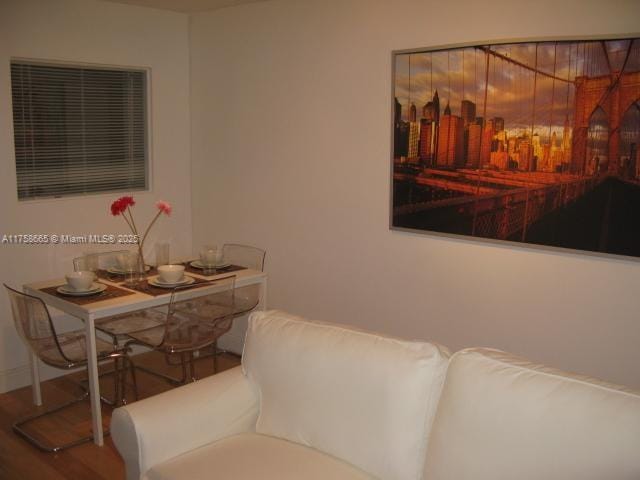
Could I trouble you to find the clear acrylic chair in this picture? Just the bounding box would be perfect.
[4,284,137,452]
[197,244,265,360]
[72,250,160,344]
[72,249,132,274]
[221,243,266,271]
[116,275,237,384]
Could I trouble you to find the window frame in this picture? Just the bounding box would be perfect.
[9,57,153,202]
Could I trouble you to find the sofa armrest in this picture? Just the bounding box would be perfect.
[111,366,259,480]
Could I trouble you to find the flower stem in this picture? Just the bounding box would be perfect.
[140,210,163,247]
[127,207,140,237]
[121,213,135,236]
[122,206,145,268]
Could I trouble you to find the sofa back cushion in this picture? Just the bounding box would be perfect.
[242,310,450,480]
[423,348,640,480]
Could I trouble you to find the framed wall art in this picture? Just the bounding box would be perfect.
[391,37,640,258]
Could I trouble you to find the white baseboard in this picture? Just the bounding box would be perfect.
[0,364,31,393]
[0,362,66,394]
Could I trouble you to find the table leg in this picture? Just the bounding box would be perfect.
[29,352,42,406]
[85,313,103,445]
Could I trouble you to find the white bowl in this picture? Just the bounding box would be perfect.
[66,271,96,291]
[157,264,185,284]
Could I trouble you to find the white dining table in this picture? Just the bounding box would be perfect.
[23,266,267,446]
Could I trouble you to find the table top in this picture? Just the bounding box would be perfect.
[23,266,266,321]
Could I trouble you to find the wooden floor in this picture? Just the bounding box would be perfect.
[0,351,241,480]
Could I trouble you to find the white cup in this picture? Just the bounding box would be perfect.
[66,271,96,291]
[157,264,185,284]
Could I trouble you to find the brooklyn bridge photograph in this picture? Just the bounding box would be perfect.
[392,38,640,258]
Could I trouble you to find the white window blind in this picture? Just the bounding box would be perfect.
[11,61,148,200]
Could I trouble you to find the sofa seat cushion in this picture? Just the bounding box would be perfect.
[143,433,376,480]
[242,310,450,480]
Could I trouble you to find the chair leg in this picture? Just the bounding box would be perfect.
[213,340,219,373]
[188,342,230,372]
[181,352,188,383]
[79,369,122,406]
[12,382,117,454]
[164,352,183,367]
[134,352,188,386]
[188,352,197,382]
[127,356,139,402]
[113,356,121,406]
[12,394,94,453]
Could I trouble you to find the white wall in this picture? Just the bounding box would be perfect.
[0,0,191,392]
[190,0,640,388]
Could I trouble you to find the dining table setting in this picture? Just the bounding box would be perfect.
[47,248,250,303]
[21,243,267,447]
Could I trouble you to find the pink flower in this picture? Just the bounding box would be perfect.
[156,200,172,216]
[110,196,136,216]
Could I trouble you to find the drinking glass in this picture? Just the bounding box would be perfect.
[83,251,99,272]
[200,245,218,275]
[155,242,170,267]
[122,252,143,287]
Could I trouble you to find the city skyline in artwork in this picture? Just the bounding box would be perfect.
[391,38,640,258]
[395,43,578,134]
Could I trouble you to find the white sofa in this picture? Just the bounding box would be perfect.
[112,310,640,480]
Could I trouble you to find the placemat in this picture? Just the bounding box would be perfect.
[94,266,159,282]
[122,276,212,297]
[182,262,246,277]
[40,282,136,306]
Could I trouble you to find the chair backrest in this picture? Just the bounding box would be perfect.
[4,284,76,367]
[152,275,237,354]
[222,244,266,271]
[73,249,132,272]
[232,284,261,316]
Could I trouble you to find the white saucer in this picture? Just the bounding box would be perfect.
[190,260,231,270]
[57,283,107,296]
[148,276,196,288]
[107,265,152,275]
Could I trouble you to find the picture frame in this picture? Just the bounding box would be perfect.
[390,36,640,259]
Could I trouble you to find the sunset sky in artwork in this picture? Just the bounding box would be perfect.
[394,40,638,140]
